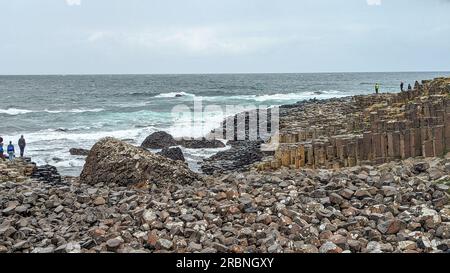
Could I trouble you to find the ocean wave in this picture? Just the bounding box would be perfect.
[43,108,105,113]
[250,91,344,102]
[197,90,345,103]
[0,108,34,115]
[0,108,105,115]
[128,92,155,97]
[154,92,196,98]
[6,126,153,143]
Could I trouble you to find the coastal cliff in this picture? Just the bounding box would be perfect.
[258,77,450,170]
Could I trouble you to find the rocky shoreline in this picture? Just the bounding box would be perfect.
[1,76,450,253]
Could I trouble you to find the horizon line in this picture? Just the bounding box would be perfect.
[1,70,450,77]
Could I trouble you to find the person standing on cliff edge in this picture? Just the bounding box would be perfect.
[18,135,26,157]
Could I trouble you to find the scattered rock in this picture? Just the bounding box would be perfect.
[319,242,343,253]
[69,148,90,156]
[377,219,405,235]
[157,147,185,162]
[177,138,225,149]
[141,131,178,149]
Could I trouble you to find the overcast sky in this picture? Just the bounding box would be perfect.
[1,0,449,74]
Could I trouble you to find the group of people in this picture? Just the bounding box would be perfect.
[400,81,420,92]
[374,80,420,94]
[0,136,26,161]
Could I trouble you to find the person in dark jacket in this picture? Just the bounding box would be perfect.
[414,80,420,90]
[18,135,26,157]
[400,82,404,92]
[408,84,412,91]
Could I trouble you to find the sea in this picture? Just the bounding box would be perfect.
[1,72,449,176]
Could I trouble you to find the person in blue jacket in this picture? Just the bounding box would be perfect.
[7,141,15,161]
[0,143,4,160]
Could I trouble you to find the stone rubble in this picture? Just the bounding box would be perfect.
[1,154,449,253]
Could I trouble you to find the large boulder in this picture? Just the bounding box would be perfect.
[80,137,200,186]
[141,131,177,149]
[157,147,185,162]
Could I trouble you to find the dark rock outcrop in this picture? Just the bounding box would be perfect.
[201,140,264,175]
[177,138,225,149]
[141,131,177,149]
[32,165,62,184]
[141,131,225,149]
[80,137,199,186]
[157,147,185,162]
[69,148,90,156]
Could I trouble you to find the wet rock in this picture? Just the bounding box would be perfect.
[413,162,430,174]
[31,165,61,184]
[69,148,90,156]
[141,131,177,149]
[157,147,185,162]
[177,138,225,149]
[201,141,264,175]
[141,131,225,150]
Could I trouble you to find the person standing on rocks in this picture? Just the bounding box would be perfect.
[400,81,404,92]
[408,84,412,91]
[18,135,26,157]
[415,80,420,90]
[375,83,380,94]
[7,141,15,161]
[0,143,4,160]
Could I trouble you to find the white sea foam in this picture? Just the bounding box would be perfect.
[251,90,345,102]
[43,108,105,113]
[196,90,346,103]
[0,108,34,115]
[0,108,105,115]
